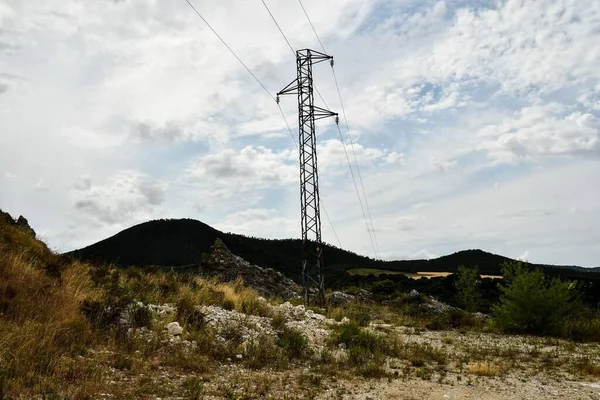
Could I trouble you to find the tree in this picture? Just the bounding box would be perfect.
[454,265,481,312]
[492,261,579,335]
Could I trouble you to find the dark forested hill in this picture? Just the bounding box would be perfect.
[69,218,598,285]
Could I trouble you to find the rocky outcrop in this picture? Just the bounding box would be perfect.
[203,238,301,300]
[0,209,36,237]
[329,291,356,306]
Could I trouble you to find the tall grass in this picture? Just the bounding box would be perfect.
[0,219,285,397]
[0,223,99,396]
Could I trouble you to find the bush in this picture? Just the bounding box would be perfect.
[240,296,270,317]
[371,280,396,295]
[559,316,600,342]
[128,302,153,329]
[176,293,205,331]
[454,265,481,312]
[332,323,386,362]
[244,335,285,369]
[277,328,311,360]
[492,261,580,336]
[270,311,287,330]
[426,309,484,331]
[81,270,138,330]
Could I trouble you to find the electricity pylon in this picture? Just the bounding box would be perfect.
[277,49,338,307]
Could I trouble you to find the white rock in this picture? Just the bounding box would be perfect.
[312,313,326,321]
[166,321,183,337]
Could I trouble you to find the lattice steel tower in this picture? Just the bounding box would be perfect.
[277,49,338,306]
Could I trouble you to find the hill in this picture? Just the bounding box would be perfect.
[69,218,598,284]
[6,209,600,399]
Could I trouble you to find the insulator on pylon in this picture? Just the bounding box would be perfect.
[330,58,334,67]
[276,95,280,104]
[335,116,339,125]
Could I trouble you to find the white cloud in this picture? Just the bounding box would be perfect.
[72,171,168,225]
[219,208,296,237]
[317,139,388,171]
[185,146,296,185]
[477,105,600,164]
[1,0,599,268]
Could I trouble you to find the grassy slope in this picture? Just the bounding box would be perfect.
[0,215,285,397]
[0,213,403,398]
[3,213,600,399]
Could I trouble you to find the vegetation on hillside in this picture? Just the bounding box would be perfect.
[70,218,600,282]
[2,211,600,398]
[454,265,481,312]
[0,213,404,398]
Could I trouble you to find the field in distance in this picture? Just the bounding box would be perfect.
[347,268,502,279]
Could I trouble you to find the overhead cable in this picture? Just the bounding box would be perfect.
[183,0,342,248]
[297,0,381,258]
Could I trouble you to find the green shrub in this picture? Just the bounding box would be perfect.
[270,311,287,331]
[128,302,153,329]
[277,328,311,360]
[371,280,396,295]
[492,261,580,335]
[177,294,205,331]
[331,322,389,368]
[81,272,152,331]
[426,309,484,331]
[244,335,285,370]
[454,265,481,312]
[182,377,205,400]
[559,317,600,342]
[240,297,270,317]
[333,324,391,377]
[358,356,388,378]
[113,353,133,371]
[222,298,235,311]
[82,270,135,330]
[352,307,373,327]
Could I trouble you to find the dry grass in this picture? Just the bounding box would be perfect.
[2,216,598,398]
[0,219,284,398]
[0,222,101,396]
[467,362,502,376]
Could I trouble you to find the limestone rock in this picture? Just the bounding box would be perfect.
[202,238,301,300]
[166,321,183,337]
[329,291,355,306]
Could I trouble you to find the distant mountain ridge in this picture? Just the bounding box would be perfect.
[69,218,599,283]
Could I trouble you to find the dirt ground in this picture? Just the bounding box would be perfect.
[319,373,600,400]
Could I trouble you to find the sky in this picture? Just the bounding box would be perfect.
[0,0,599,267]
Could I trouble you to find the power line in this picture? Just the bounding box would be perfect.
[260,0,294,55]
[184,0,274,101]
[258,0,344,251]
[332,68,381,257]
[297,0,381,259]
[183,0,342,249]
[277,103,297,147]
[321,201,342,249]
[260,0,330,111]
[335,123,377,258]
[297,0,326,53]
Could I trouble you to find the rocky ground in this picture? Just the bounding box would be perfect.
[3,212,599,400]
[96,294,600,400]
[203,238,302,300]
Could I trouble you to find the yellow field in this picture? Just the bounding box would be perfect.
[347,269,502,279]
